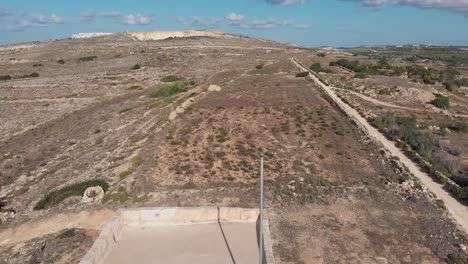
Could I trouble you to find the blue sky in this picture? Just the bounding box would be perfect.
[0,0,467,47]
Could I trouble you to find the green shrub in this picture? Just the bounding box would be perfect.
[33,179,109,210]
[354,72,368,79]
[149,83,187,98]
[20,73,39,78]
[255,64,264,69]
[378,88,393,95]
[132,155,143,167]
[78,56,97,62]
[443,80,459,92]
[310,63,333,73]
[131,64,141,70]
[430,95,450,109]
[57,229,77,239]
[161,75,181,82]
[450,120,468,133]
[33,63,43,67]
[317,52,326,57]
[57,59,65,64]
[295,72,309,78]
[0,75,11,81]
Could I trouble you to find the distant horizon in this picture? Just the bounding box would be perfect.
[1,29,467,49]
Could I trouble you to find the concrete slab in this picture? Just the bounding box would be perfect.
[80,207,274,264]
[103,222,258,264]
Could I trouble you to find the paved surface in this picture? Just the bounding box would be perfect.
[292,57,468,234]
[103,222,259,264]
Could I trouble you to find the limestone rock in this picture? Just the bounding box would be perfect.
[169,111,178,121]
[82,186,104,203]
[208,85,222,92]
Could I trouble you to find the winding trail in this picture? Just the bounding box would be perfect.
[292,58,468,234]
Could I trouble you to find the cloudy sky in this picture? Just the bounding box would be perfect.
[0,0,467,47]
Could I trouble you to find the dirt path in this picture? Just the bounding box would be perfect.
[0,210,116,246]
[292,57,468,234]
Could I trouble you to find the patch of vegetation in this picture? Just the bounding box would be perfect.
[149,83,187,98]
[102,191,129,204]
[119,108,132,114]
[19,72,39,78]
[33,63,43,67]
[450,120,468,133]
[378,87,398,95]
[131,64,141,70]
[310,63,333,73]
[127,85,143,90]
[295,72,309,78]
[57,229,76,239]
[317,52,326,57]
[0,75,11,81]
[371,112,467,203]
[33,179,109,210]
[119,155,144,180]
[215,128,229,143]
[255,64,264,69]
[430,94,450,109]
[57,59,65,64]
[330,58,390,78]
[79,56,97,62]
[161,75,182,82]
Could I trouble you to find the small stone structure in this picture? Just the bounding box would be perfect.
[82,186,104,204]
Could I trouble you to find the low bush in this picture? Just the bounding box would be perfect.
[131,64,141,70]
[255,64,264,69]
[450,120,468,133]
[430,94,450,109]
[161,75,181,82]
[33,63,43,67]
[33,179,109,210]
[19,73,39,78]
[149,83,187,98]
[78,56,97,62]
[0,75,11,81]
[317,52,326,57]
[310,63,333,73]
[57,59,65,64]
[295,72,309,78]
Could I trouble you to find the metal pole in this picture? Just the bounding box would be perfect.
[259,153,264,264]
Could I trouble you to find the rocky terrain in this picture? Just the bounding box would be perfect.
[0,32,467,263]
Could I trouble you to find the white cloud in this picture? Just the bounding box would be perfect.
[293,23,310,29]
[7,20,33,31]
[80,10,122,22]
[99,11,121,17]
[175,16,222,28]
[31,14,64,24]
[80,9,97,22]
[122,14,152,25]
[345,0,468,13]
[0,7,11,17]
[231,18,309,30]
[265,0,305,5]
[226,13,245,24]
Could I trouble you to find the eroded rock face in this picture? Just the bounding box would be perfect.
[82,186,104,203]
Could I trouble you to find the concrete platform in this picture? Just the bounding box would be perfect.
[80,207,275,264]
[103,222,258,264]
